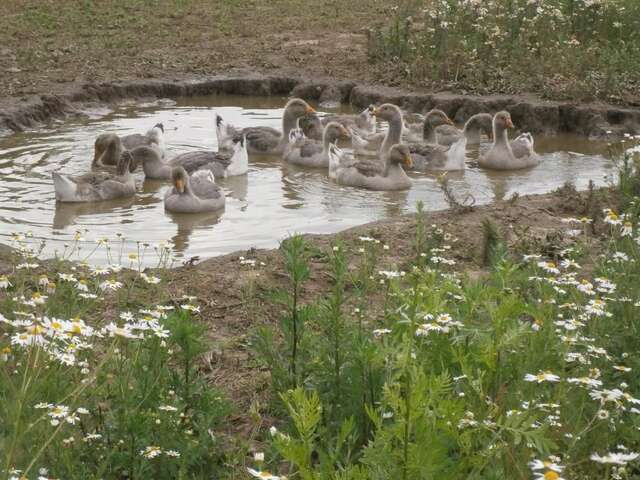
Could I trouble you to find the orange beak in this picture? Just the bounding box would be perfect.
[372,108,380,117]
[305,105,316,114]
[506,118,514,129]
[175,178,185,193]
[341,127,351,139]
[403,154,413,168]
[446,118,454,126]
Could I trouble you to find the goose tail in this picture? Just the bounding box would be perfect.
[215,113,232,149]
[227,135,249,176]
[52,172,78,202]
[445,137,467,171]
[328,142,343,179]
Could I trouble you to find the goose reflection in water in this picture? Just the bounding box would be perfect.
[166,209,224,255]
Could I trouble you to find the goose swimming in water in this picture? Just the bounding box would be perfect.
[164,167,225,213]
[334,143,413,191]
[215,98,316,155]
[351,103,404,156]
[479,111,540,170]
[283,121,351,168]
[93,123,165,167]
[132,136,248,180]
[53,151,136,203]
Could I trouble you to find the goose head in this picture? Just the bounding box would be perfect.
[372,103,403,123]
[493,111,514,131]
[426,109,453,127]
[492,111,514,143]
[171,167,190,194]
[282,98,316,135]
[388,144,413,169]
[285,98,316,118]
[93,133,122,166]
[117,151,136,176]
[323,122,351,144]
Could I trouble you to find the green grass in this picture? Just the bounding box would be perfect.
[248,150,640,478]
[367,0,640,102]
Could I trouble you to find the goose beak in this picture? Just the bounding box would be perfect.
[175,178,185,193]
[372,108,380,117]
[446,118,454,126]
[341,127,351,139]
[403,154,413,168]
[305,105,316,114]
[506,118,514,129]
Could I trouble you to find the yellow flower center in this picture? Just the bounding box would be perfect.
[51,321,62,331]
[544,471,559,480]
[27,325,45,335]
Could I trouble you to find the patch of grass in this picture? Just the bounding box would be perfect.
[244,148,640,479]
[368,0,640,102]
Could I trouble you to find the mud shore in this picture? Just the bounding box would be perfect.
[2,73,639,139]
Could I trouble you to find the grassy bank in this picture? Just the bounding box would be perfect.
[368,0,640,102]
[1,0,639,103]
[1,139,640,478]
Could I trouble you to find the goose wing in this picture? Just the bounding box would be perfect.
[170,151,231,173]
[298,139,323,158]
[353,159,385,177]
[190,171,224,200]
[243,126,281,153]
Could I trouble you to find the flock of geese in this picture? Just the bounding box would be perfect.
[52,98,540,213]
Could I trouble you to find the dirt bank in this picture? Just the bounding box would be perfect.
[1,74,639,139]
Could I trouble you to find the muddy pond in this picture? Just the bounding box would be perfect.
[0,95,617,266]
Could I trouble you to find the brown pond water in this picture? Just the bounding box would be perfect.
[0,95,618,266]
